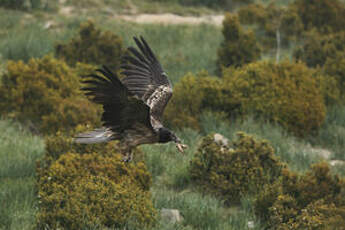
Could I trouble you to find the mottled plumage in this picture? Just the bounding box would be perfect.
[74,36,186,161]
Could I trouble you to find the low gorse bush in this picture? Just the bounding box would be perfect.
[293,30,345,104]
[238,3,304,49]
[36,151,155,229]
[294,31,345,68]
[217,13,261,69]
[189,132,345,228]
[324,52,345,102]
[166,61,326,137]
[254,162,345,229]
[235,0,345,66]
[0,56,101,134]
[189,132,284,203]
[0,0,57,10]
[293,0,345,33]
[222,61,326,137]
[55,20,124,71]
[165,71,230,130]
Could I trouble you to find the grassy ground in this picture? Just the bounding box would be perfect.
[0,120,45,230]
[62,0,296,15]
[63,0,216,15]
[2,105,344,229]
[139,106,345,229]
[0,8,222,83]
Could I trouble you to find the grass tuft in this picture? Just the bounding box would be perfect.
[0,23,55,62]
[0,120,45,178]
[0,119,45,229]
[310,105,345,160]
[199,112,321,172]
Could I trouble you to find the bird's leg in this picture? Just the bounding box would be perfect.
[121,148,133,163]
[119,144,129,162]
[127,150,133,162]
[176,143,188,153]
[174,136,188,154]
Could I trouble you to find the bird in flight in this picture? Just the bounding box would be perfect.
[74,36,187,161]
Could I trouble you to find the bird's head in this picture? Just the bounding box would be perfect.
[158,128,187,153]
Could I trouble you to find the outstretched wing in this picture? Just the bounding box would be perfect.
[121,36,173,128]
[81,66,153,134]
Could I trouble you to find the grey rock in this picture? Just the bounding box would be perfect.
[247,220,255,229]
[43,21,57,29]
[213,133,229,147]
[160,209,183,224]
[330,160,345,167]
[308,146,332,159]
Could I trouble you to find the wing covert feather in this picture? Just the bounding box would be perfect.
[121,36,173,126]
[81,66,154,134]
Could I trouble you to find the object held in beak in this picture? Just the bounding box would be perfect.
[176,143,188,153]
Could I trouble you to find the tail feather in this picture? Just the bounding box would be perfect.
[73,128,113,144]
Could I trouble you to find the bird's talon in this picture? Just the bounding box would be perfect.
[176,143,188,153]
[122,156,132,163]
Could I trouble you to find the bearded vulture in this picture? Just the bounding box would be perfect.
[74,36,187,161]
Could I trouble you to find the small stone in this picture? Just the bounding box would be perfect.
[214,133,229,147]
[330,160,345,167]
[43,21,56,29]
[160,209,183,224]
[310,147,332,159]
[247,220,255,229]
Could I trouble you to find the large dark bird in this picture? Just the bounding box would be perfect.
[74,36,187,161]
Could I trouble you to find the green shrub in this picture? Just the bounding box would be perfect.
[315,71,341,106]
[0,0,23,8]
[0,56,101,134]
[293,31,345,103]
[0,0,58,11]
[238,3,304,49]
[217,13,261,69]
[167,61,326,137]
[323,53,345,101]
[36,152,155,229]
[164,71,230,129]
[292,163,344,207]
[0,0,31,10]
[293,0,345,33]
[294,31,345,68]
[290,199,345,230]
[238,3,267,25]
[222,61,326,137]
[254,162,345,229]
[189,132,284,203]
[55,20,124,71]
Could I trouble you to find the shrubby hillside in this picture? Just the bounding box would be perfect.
[0,0,345,229]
